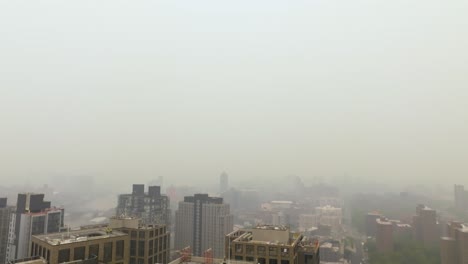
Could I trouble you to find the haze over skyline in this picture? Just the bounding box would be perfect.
[1,0,467,186]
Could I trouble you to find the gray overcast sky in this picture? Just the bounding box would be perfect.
[0,0,467,187]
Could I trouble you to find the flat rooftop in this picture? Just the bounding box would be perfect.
[34,228,127,246]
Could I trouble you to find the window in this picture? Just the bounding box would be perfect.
[258,258,266,264]
[131,231,137,238]
[257,246,266,256]
[246,257,254,262]
[104,242,113,263]
[150,231,154,238]
[269,247,277,256]
[281,248,289,257]
[149,257,153,264]
[235,244,243,254]
[149,240,154,256]
[269,259,278,264]
[131,240,137,256]
[139,231,145,239]
[138,240,145,256]
[58,249,70,263]
[235,256,243,261]
[130,258,136,264]
[116,240,124,260]
[89,244,99,259]
[74,247,85,261]
[138,258,144,264]
[246,245,254,255]
[281,260,289,264]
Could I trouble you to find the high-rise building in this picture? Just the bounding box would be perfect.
[454,185,468,211]
[412,204,438,247]
[108,216,170,264]
[175,194,233,258]
[219,173,228,194]
[376,218,393,253]
[225,225,320,264]
[440,221,468,264]
[31,227,129,264]
[365,212,381,237]
[10,193,62,260]
[116,185,171,226]
[0,199,14,264]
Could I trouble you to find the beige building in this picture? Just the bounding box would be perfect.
[376,219,393,253]
[175,194,233,258]
[31,227,129,264]
[109,217,170,264]
[412,205,438,248]
[225,225,319,264]
[440,221,468,264]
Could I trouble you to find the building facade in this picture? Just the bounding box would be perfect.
[376,219,393,253]
[225,225,319,264]
[109,217,170,264]
[440,221,468,264]
[31,227,129,264]
[175,194,233,258]
[116,185,171,227]
[0,199,14,264]
[11,194,62,260]
[412,204,438,247]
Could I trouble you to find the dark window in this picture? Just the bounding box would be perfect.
[281,260,289,264]
[131,231,137,238]
[149,257,153,264]
[269,247,277,256]
[47,250,50,262]
[150,231,154,238]
[139,231,145,239]
[257,246,266,256]
[235,244,243,254]
[116,240,124,260]
[258,258,266,264]
[138,241,145,256]
[158,237,162,251]
[149,240,154,256]
[246,245,254,255]
[154,239,158,253]
[269,259,278,264]
[130,257,136,264]
[138,258,144,264]
[104,242,113,263]
[58,249,70,263]
[246,257,254,262]
[74,247,85,260]
[235,256,243,261]
[131,240,137,256]
[89,244,99,259]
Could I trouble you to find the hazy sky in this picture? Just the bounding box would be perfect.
[1,0,467,187]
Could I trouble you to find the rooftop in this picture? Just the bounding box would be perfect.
[33,228,127,246]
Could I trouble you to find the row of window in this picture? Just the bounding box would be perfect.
[129,237,168,257]
[31,240,125,264]
[233,244,290,257]
[233,256,290,264]
[124,228,166,239]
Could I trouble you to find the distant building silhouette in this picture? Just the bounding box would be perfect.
[116,184,171,226]
[219,172,229,194]
[412,204,438,247]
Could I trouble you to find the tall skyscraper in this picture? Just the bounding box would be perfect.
[175,194,233,258]
[0,198,14,264]
[116,185,171,226]
[220,172,229,194]
[10,193,63,260]
[412,204,438,248]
